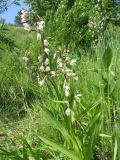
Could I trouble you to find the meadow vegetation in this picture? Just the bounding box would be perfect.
[0,0,120,160]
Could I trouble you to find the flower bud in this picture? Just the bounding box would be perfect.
[75,94,82,103]
[37,33,41,41]
[70,59,77,66]
[39,65,44,72]
[23,23,31,32]
[44,40,49,47]
[45,66,50,72]
[51,71,56,77]
[65,69,72,77]
[57,57,62,68]
[45,58,49,66]
[44,48,50,55]
[65,107,71,116]
[38,55,43,63]
[37,21,45,32]
[38,76,46,87]
[65,85,70,97]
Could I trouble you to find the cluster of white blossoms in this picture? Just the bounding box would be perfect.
[21,10,31,32]
[37,32,50,86]
[21,10,82,117]
[88,0,105,41]
[52,48,82,116]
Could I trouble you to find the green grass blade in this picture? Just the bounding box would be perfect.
[39,136,81,160]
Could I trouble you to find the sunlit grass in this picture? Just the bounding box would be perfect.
[0,25,120,160]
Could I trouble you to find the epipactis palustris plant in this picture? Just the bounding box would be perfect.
[21,9,82,118]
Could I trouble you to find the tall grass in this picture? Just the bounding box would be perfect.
[0,25,120,160]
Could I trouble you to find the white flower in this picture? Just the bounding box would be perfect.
[22,56,28,62]
[21,10,29,14]
[37,33,41,41]
[75,94,82,103]
[23,23,31,31]
[24,26,31,32]
[44,48,50,55]
[38,80,45,87]
[44,40,49,47]
[21,13,29,19]
[38,25,44,31]
[45,58,49,66]
[72,73,78,81]
[73,75,78,81]
[38,77,46,87]
[21,10,29,23]
[51,71,56,77]
[70,59,77,66]
[40,21,45,27]
[65,107,71,116]
[38,55,43,63]
[57,57,62,68]
[39,65,44,72]
[65,85,70,97]
[58,62,62,68]
[37,21,45,32]
[65,69,72,77]
[45,66,50,72]
[21,18,28,23]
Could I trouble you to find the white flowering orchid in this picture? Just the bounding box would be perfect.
[22,56,29,62]
[65,69,72,77]
[39,65,44,72]
[65,107,71,116]
[21,10,29,23]
[21,10,28,14]
[45,66,50,72]
[44,40,49,47]
[37,33,41,41]
[70,59,77,66]
[65,85,70,97]
[45,58,49,66]
[73,75,78,81]
[37,25,44,32]
[44,48,50,55]
[39,21,45,27]
[38,55,43,63]
[57,57,62,68]
[38,76,46,87]
[75,94,82,103]
[51,71,56,77]
[37,21,45,32]
[72,73,78,81]
[38,79,45,87]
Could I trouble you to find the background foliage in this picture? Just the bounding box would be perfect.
[23,0,120,50]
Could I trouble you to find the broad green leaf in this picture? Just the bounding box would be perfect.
[39,136,81,160]
[102,46,113,69]
[53,100,68,104]
[41,107,71,142]
[114,137,117,160]
[41,107,83,159]
[99,134,112,138]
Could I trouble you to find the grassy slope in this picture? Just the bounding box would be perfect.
[0,25,120,159]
